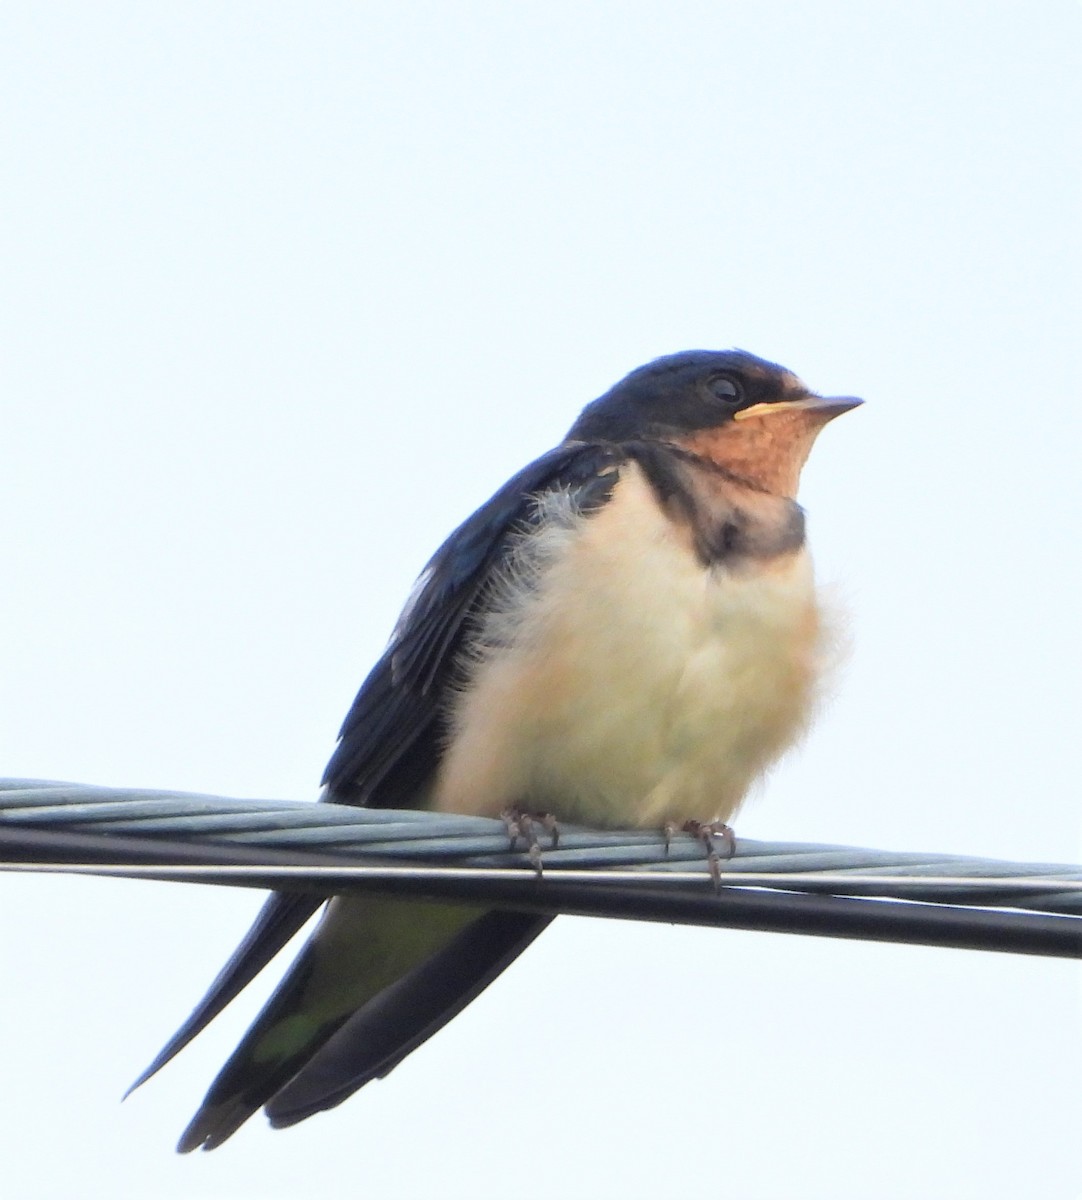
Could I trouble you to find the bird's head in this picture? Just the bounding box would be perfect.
[567,350,862,497]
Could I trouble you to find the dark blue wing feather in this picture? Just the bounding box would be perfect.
[263,910,554,1128]
[134,440,623,1097]
[323,441,620,804]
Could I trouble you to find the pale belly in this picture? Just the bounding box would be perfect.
[432,467,825,828]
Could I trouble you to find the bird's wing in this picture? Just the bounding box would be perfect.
[131,441,623,1126]
[321,439,623,805]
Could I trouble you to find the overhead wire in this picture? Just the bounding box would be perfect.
[1,779,1079,959]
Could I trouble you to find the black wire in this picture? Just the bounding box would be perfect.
[3,824,1079,960]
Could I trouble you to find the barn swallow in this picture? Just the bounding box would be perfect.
[131,349,860,1150]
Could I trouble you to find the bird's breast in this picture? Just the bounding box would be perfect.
[433,464,828,828]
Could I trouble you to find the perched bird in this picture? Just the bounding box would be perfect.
[132,349,860,1150]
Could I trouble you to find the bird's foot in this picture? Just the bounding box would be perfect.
[500,807,560,876]
[664,819,736,889]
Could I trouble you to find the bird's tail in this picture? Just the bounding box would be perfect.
[265,908,552,1128]
[126,890,322,1097]
[177,896,549,1151]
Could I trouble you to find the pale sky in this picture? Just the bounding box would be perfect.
[1,4,1080,1198]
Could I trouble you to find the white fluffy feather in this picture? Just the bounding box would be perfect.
[433,463,828,828]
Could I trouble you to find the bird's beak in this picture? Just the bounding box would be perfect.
[733,395,864,423]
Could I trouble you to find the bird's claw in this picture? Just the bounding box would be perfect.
[501,807,560,877]
[677,819,736,890]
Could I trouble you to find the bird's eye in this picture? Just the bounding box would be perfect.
[706,375,743,406]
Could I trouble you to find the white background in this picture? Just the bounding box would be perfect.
[1,3,1079,1197]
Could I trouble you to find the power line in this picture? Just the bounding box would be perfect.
[1,778,1079,959]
